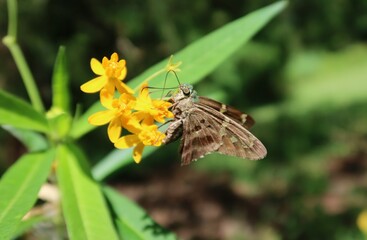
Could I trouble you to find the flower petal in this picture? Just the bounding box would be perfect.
[121,115,142,135]
[88,110,115,125]
[80,76,107,93]
[111,52,118,62]
[99,88,114,109]
[114,134,140,149]
[90,58,104,75]
[108,117,122,143]
[115,80,134,94]
[118,66,127,80]
[133,143,145,163]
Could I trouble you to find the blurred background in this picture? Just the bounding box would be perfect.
[1,0,367,239]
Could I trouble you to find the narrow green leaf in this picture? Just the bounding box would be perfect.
[56,143,118,240]
[69,101,104,139]
[0,90,49,132]
[103,187,176,240]
[2,126,48,152]
[12,215,46,239]
[0,149,55,240]
[92,146,157,181]
[128,1,287,89]
[52,46,70,113]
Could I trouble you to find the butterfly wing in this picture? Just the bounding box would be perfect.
[179,108,222,165]
[196,101,267,160]
[198,96,255,129]
[179,102,267,165]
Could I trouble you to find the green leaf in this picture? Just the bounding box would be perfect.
[253,44,367,125]
[47,108,73,141]
[103,187,176,240]
[128,1,287,89]
[2,126,48,152]
[69,101,104,139]
[12,215,46,239]
[0,90,49,132]
[52,46,70,113]
[56,143,118,240]
[0,149,55,240]
[92,146,157,181]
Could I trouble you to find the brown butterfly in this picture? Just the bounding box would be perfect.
[163,83,267,165]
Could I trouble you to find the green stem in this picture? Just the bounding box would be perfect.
[2,0,45,113]
[6,0,17,38]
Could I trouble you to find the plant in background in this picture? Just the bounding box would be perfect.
[0,0,287,239]
[357,210,367,237]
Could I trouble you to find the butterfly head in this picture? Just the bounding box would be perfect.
[170,84,198,102]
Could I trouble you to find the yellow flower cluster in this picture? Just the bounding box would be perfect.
[81,53,176,163]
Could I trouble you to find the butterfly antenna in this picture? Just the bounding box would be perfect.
[162,70,182,99]
[167,70,181,86]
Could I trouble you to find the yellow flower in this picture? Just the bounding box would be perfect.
[165,55,182,72]
[357,210,367,235]
[81,52,133,95]
[88,89,140,143]
[82,53,179,164]
[134,82,173,123]
[114,123,165,163]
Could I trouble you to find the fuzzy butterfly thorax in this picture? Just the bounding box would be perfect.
[163,84,267,165]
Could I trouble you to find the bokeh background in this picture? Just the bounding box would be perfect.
[1,0,367,239]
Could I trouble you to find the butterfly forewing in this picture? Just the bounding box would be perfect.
[179,108,222,165]
[198,96,255,129]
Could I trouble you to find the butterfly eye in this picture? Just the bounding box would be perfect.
[183,88,191,96]
[182,87,191,96]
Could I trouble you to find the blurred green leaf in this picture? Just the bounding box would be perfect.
[0,90,49,133]
[253,44,367,125]
[56,143,118,240]
[103,187,176,240]
[287,45,367,111]
[2,126,48,152]
[52,46,70,113]
[0,149,55,240]
[92,146,156,181]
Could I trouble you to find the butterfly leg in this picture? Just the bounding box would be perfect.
[163,119,183,145]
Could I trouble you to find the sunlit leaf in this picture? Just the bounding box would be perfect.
[0,90,49,132]
[12,215,46,239]
[52,46,70,113]
[56,143,118,240]
[92,146,156,181]
[2,126,48,152]
[69,101,104,139]
[103,187,176,240]
[129,1,288,89]
[0,149,55,240]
